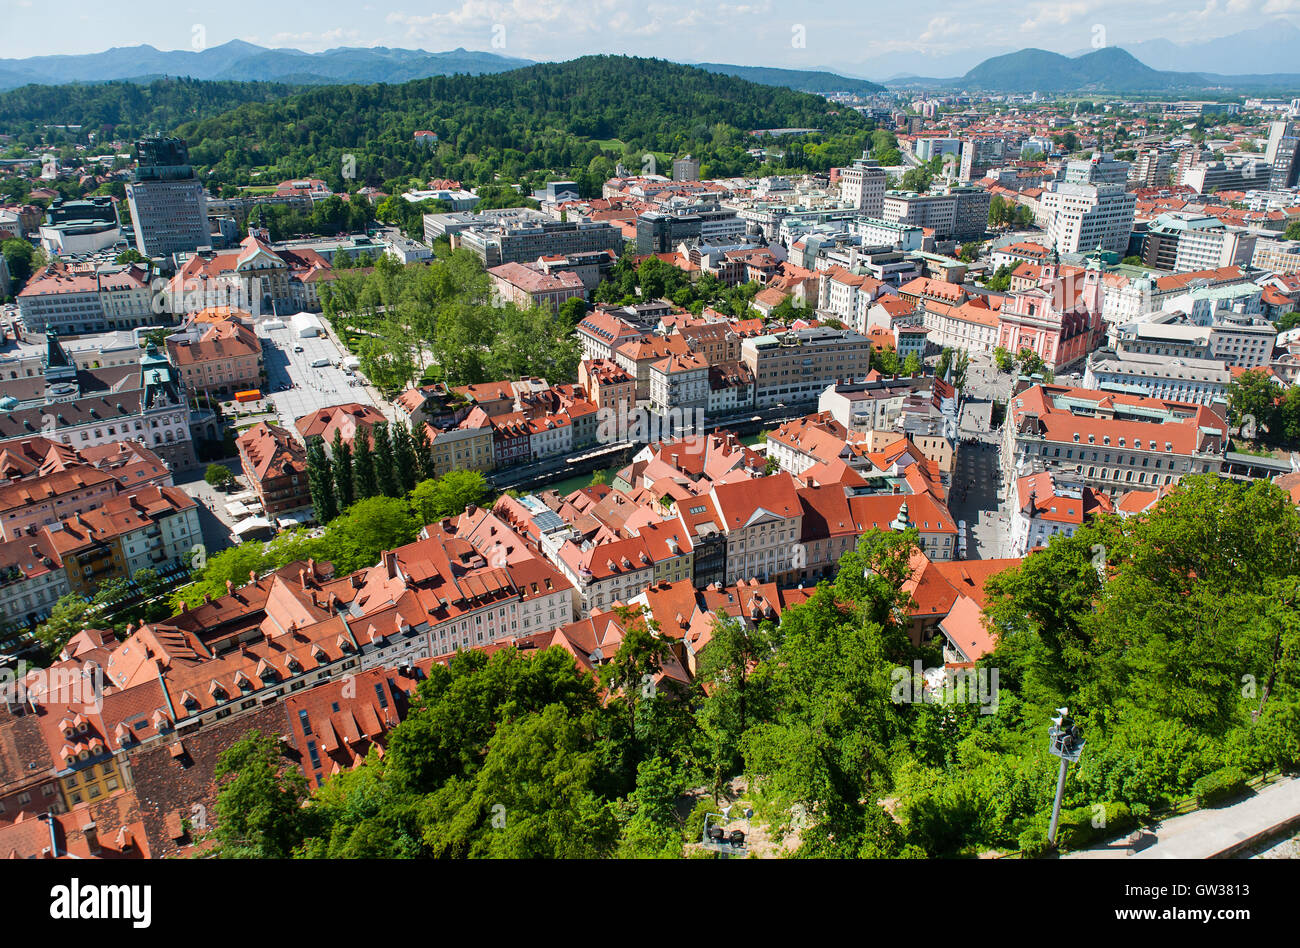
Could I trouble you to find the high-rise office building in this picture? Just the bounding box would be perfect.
[959,137,1012,182]
[1264,120,1300,189]
[125,136,210,258]
[881,186,990,241]
[672,155,701,182]
[839,153,887,217]
[1039,182,1135,254]
[1129,148,1176,188]
[1062,154,1131,185]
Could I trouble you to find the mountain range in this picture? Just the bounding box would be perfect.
[0,40,889,98]
[1116,21,1300,75]
[2,36,1298,98]
[888,46,1300,93]
[692,64,883,97]
[846,20,1300,81]
[0,41,535,90]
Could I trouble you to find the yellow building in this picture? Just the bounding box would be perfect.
[427,423,495,477]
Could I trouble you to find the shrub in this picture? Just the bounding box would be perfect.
[1054,802,1134,850]
[1193,767,1247,807]
[684,797,714,843]
[1015,801,1134,854]
[1017,825,1050,858]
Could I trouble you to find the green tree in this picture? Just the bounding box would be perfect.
[1,238,39,288]
[409,470,489,524]
[899,166,932,192]
[936,348,969,389]
[330,430,355,511]
[204,463,236,490]
[319,496,419,574]
[132,567,167,602]
[351,429,379,500]
[34,593,96,656]
[391,421,419,494]
[172,544,268,610]
[617,755,686,858]
[697,611,773,782]
[410,421,436,482]
[1227,369,1282,443]
[418,704,619,858]
[985,264,1014,292]
[601,606,674,740]
[305,436,338,524]
[212,731,310,858]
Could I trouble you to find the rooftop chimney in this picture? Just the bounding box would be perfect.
[82,821,100,855]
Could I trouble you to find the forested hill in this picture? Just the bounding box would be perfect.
[175,56,873,193]
[0,78,300,140]
[694,63,885,96]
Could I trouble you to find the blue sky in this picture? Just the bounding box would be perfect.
[3,0,1300,75]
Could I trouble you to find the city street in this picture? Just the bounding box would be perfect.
[173,460,240,557]
[949,435,1009,560]
[960,351,1014,404]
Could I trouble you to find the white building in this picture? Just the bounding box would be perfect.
[1083,350,1232,407]
[291,312,324,337]
[1009,471,1106,556]
[839,153,888,217]
[1039,182,1135,254]
[922,300,1001,356]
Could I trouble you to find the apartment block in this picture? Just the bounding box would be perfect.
[741,327,873,408]
[1003,383,1225,497]
[1039,182,1136,254]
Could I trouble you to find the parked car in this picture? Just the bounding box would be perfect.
[294,345,304,353]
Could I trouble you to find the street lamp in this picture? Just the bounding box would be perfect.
[1047,707,1085,849]
[701,805,753,859]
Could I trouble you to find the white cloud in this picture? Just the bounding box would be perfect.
[1020,1,1092,32]
[919,16,963,42]
[267,28,369,51]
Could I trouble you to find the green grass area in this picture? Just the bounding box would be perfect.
[1231,442,1286,458]
[588,138,626,151]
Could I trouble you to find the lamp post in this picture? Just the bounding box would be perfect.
[1047,707,1085,849]
[701,805,753,859]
